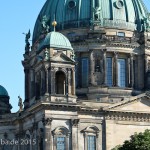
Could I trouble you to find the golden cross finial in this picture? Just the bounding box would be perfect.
[52,14,57,32]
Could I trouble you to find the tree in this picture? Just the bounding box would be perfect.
[112,129,150,150]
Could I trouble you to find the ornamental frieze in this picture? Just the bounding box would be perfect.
[105,112,150,122]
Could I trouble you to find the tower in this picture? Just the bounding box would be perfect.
[22,21,76,109]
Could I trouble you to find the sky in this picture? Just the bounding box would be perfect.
[0,0,150,113]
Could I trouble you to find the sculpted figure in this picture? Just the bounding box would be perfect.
[24,30,30,52]
[93,7,101,21]
[41,15,49,33]
[18,96,23,112]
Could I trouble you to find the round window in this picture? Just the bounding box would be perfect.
[116,0,124,9]
[68,1,76,9]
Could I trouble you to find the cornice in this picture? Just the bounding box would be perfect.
[103,93,146,110]
[105,111,150,122]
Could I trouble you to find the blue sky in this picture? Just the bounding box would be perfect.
[0,0,150,112]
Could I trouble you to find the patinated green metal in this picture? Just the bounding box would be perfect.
[0,85,9,96]
[38,31,73,51]
[32,0,150,43]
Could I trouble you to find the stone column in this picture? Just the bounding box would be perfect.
[102,49,107,85]
[68,68,72,95]
[45,67,49,96]
[72,68,76,95]
[30,69,35,99]
[31,122,38,150]
[24,68,29,109]
[42,117,52,150]
[71,119,79,150]
[114,52,118,86]
[130,54,134,88]
[50,67,55,95]
[15,133,19,150]
[76,52,81,88]
[90,50,94,85]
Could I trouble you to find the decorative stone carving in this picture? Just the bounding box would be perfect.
[42,117,52,126]
[92,7,101,21]
[41,15,49,33]
[105,111,150,122]
[71,119,79,127]
[18,96,23,112]
[44,48,49,61]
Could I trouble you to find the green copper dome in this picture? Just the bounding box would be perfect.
[0,85,8,96]
[33,0,150,43]
[38,31,73,51]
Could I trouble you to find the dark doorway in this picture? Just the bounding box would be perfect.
[55,71,66,95]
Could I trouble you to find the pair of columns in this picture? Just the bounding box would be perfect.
[43,118,79,150]
[90,50,134,87]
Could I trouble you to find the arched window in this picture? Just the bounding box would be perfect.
[52,127,70,150]
[55,71,66,95]
[82,126,99,150]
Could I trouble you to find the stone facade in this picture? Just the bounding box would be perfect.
[1,0,150,150]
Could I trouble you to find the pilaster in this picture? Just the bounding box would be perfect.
[42,117,53,150]
[102,49,107,85]
[90,50,94,85]
[130,54,134,88]
[114,52,118,86]
[71,119,79,150]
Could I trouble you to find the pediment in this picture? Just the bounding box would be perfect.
[104,94,150,113]
[51,52,74,63]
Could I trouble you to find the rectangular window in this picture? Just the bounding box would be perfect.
[117,59,126,87]
[88,135,96,150]
[117,32,125,37]
[82,58,89,87]
[106,57,113,86]
[56,137,65,150]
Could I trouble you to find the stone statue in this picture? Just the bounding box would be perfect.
[93,7,102,21]
[41,15,49,33]
[18,96,23,112]
[44,49,49,60]
[146,13,150,22]
[143,16,150,32]
[24,30,31,53]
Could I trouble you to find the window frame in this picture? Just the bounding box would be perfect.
[106,57,113,87]
[52,127,70,150]
[81,57,89,88]
[82,126,99,150]
[117,58,126,87]
[117,32,125,37]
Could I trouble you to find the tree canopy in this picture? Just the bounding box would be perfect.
[112,129,150,150]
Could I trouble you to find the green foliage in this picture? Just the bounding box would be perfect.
[111,145,121,150]
[112,130,150,150]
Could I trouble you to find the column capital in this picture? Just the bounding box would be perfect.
[42,117,53,126]
[130,53,134,59]
[71,119,79,127]
[102,49,107,53]
[114,51,118,57]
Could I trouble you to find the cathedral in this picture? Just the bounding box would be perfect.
[0,0,150,150]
